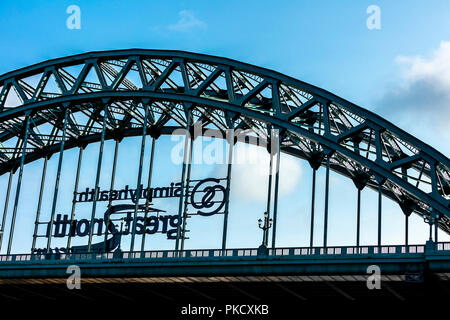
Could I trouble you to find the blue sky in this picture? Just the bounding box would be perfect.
[0,0,449,253]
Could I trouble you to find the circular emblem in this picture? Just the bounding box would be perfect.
[190,178,226,216]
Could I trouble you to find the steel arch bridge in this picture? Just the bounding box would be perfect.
[0,50,449,297]
[0,49,449,232]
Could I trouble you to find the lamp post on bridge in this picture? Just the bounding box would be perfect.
[258,212,273,255]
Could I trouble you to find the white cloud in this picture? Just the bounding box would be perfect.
[230,145,302,202]
[396,41,450,91]
[167,10,206,32]
[376,41,450,154]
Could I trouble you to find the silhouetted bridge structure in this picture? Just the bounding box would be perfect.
[0,49,449,301]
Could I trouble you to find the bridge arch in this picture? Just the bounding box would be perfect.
[0,49,449,251]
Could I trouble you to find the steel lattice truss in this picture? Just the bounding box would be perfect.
[0,49,449,233]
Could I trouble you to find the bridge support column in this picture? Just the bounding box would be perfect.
[130,102,149,252]
[435,219,438,243]
[429,222,433,242]
[87,104,108,252]
[67,147,84,250]
[175,112,191,252]
[428,209,440,243]
[0,170,13,252]
[47,108,69,251]
[378,184,383,247]
[104,139,120,252]
[356,188,361,247]
[433,210,439,243]
[310,169,316,248]
[405,214,409,246]
[323,155,330,248]
[180,137,194,251]
[400,201,413,247]
[307,152,323,248]
[31,157,48,252]
[141,137,155,252]
[265,129,274,247]
[271,129,281,249]
[352,173,368,248]
[221,128,234,250]
[7,114,30,255]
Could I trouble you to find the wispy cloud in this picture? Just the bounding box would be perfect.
[166,10,207,32]
[396,41,450,91]
[227,145,302,202]
[376,41,450,153]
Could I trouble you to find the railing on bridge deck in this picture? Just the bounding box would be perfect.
[0,242,449,264]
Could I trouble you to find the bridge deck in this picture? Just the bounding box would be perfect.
[0,242,449,279]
